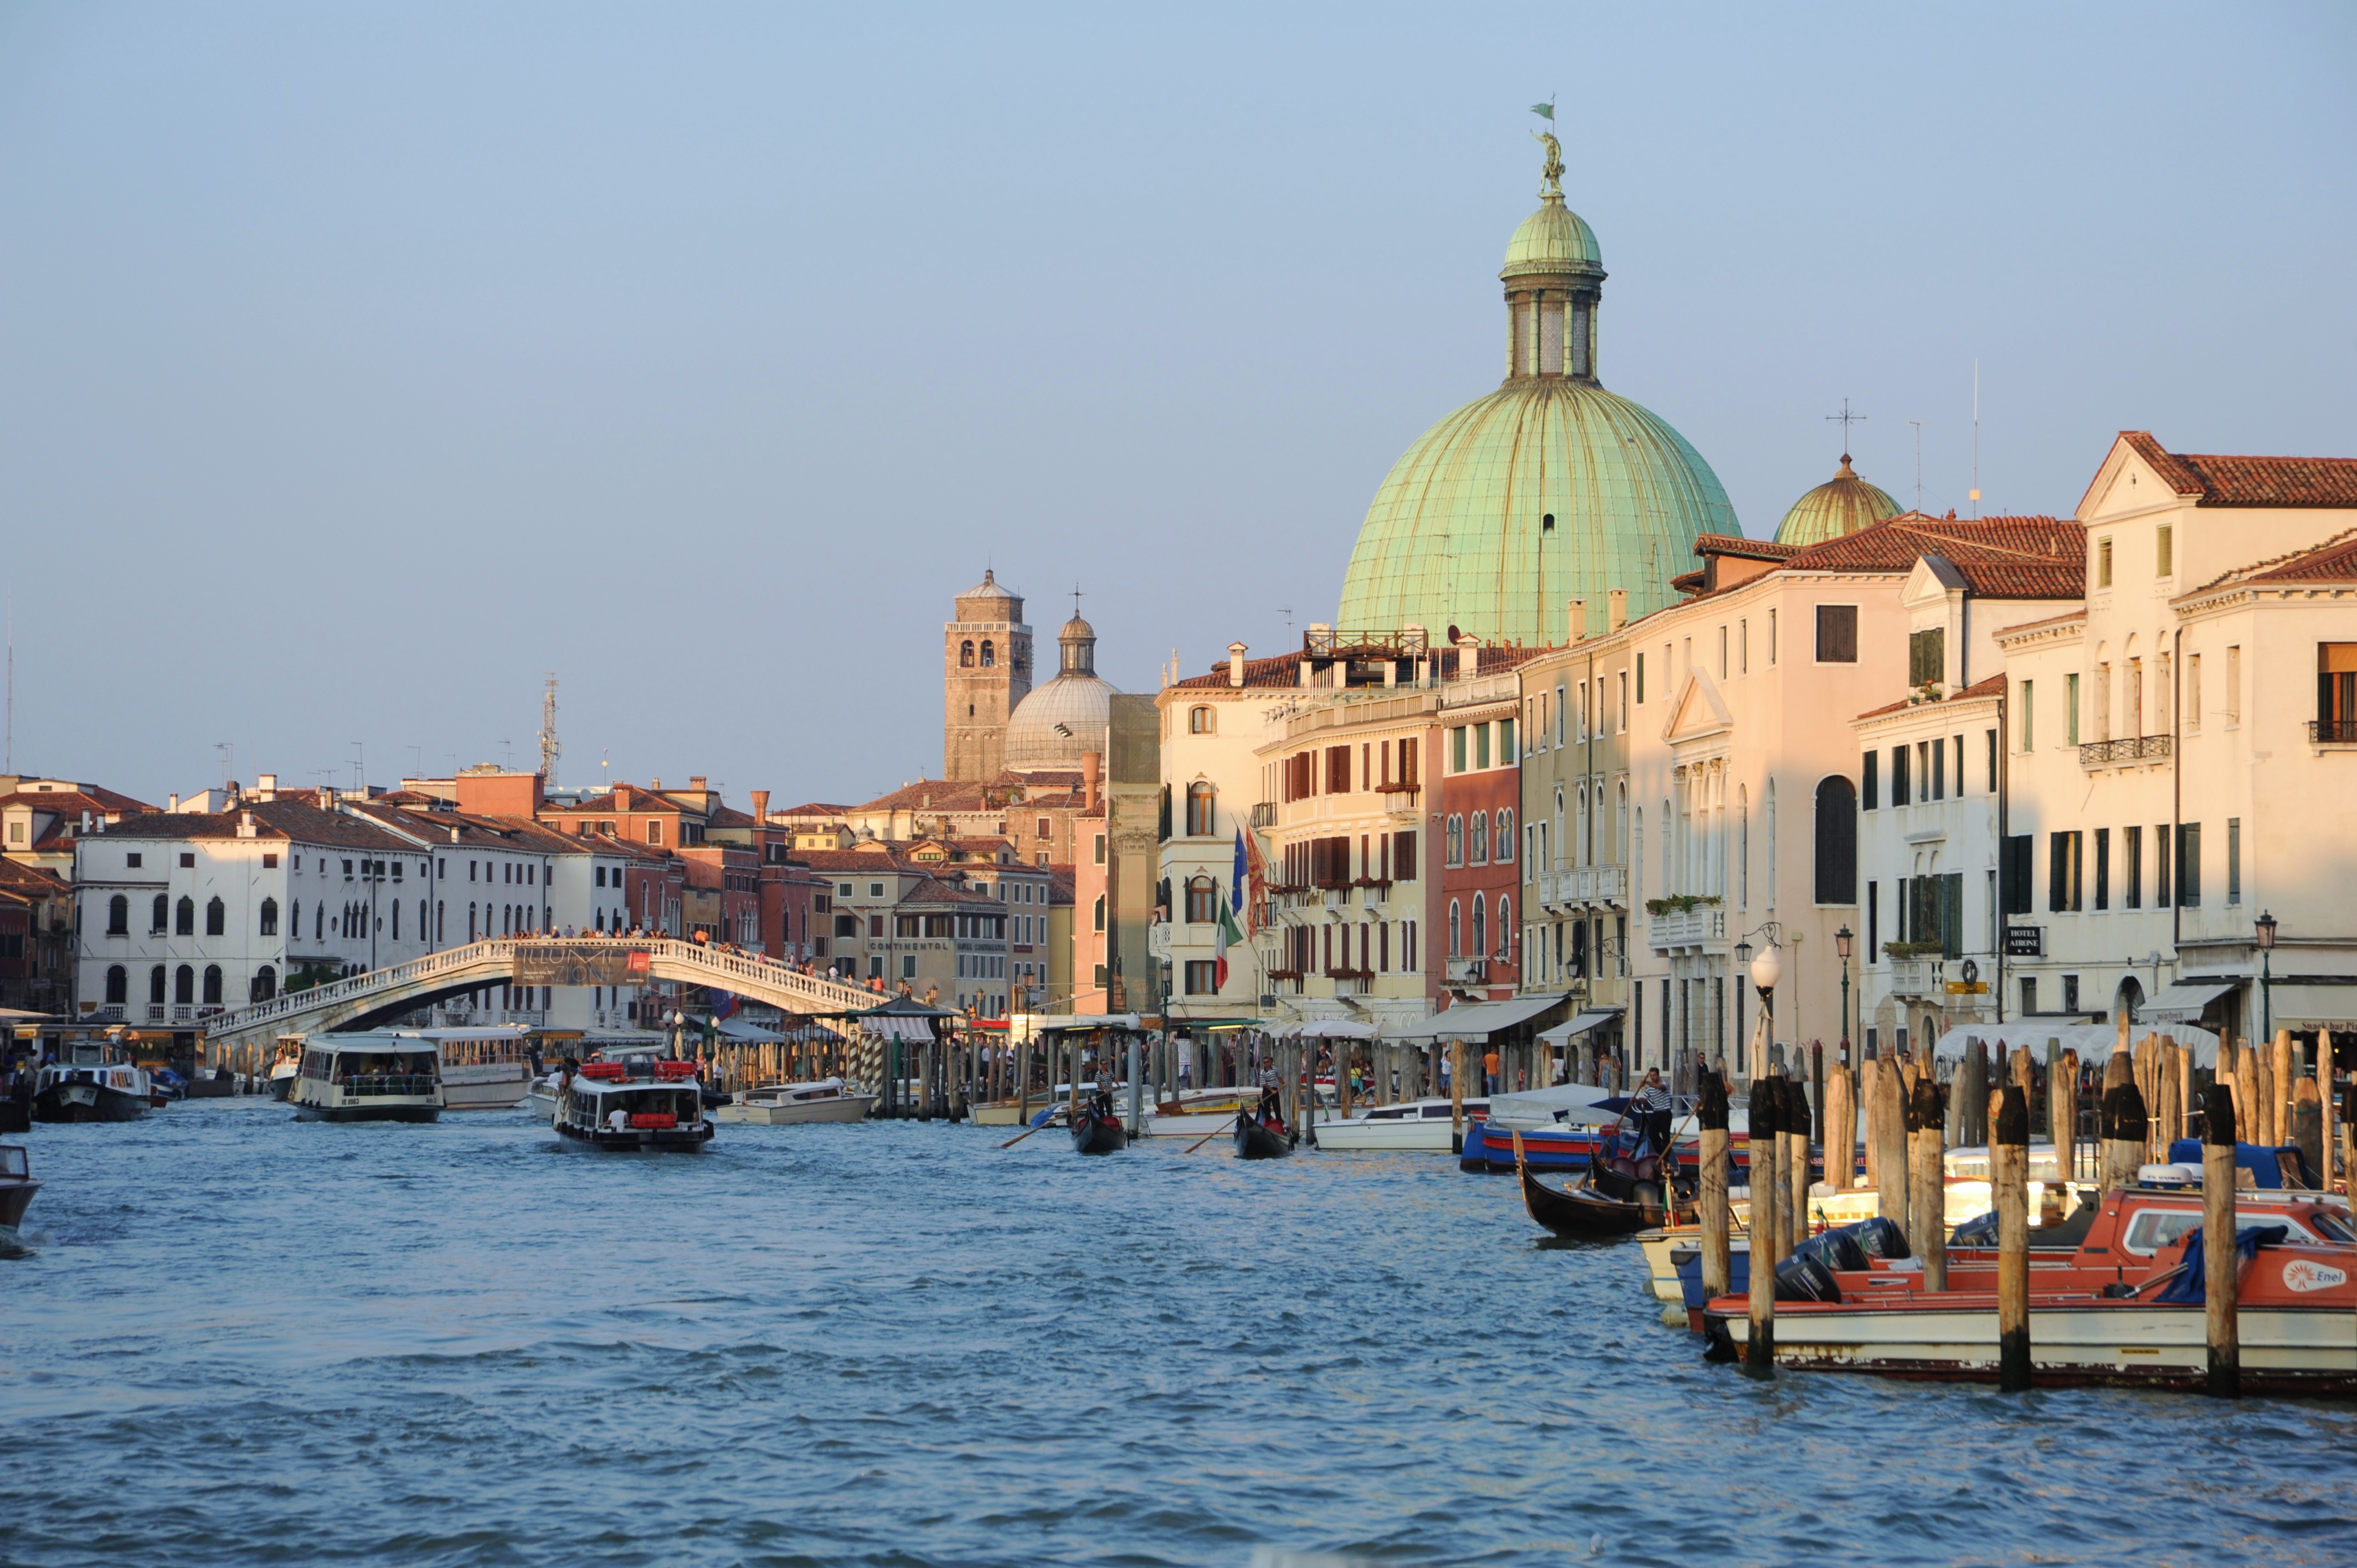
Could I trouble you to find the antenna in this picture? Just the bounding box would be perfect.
[1969,360,1982,518]
[349,741,364,792]
[215,742,234,790]
[1907,421,1924,512]
[4,592,12,773]
[538,672,561,782]
[1278,606,1294,646]
[1825,398,1866,457]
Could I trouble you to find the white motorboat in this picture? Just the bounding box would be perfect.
[287,1031,442,1123]
[32,1044,151,1123]
[713,1076,875,1125]
[426,1026,536,1111]
[1310,1098,1493,1152]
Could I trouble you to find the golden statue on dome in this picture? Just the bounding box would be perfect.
[1530,99,1563,198]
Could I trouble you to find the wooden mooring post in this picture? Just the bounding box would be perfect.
[1786,1072,1812,1247]
[2202,1080,2240,1397]
[1699,1066,1732,1299]
[1908,1073,1948,1291]
[1993,1083,2032,1392]
[2101,1056,2145,1192]
[1744,1070,1781,1375]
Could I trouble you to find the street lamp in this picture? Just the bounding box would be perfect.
[1751,942,1783,1076]
[2255,910,2279,1046]
[1735,937,1752,1075]
[1835,924,1854,1066]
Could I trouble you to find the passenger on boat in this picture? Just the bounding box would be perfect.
[607,1107,629,1132]
[1629,1070,1675,1154]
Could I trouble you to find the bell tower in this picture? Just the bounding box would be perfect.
[944,570,1031,781]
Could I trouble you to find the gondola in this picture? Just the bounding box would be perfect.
[1071,1102,1128,1154]
[1234,1108,1294,1160]
[1514,1127,1688,1240]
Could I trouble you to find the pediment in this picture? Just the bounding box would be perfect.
[1661,670,1732,745]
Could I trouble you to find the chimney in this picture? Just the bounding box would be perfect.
[321,786,336,810]
[1082,750,1102,811]
[1608,589,1628,633]
[236,811,258,839]
[688,776,707,791]
[1228,641,1248,688]
[1456,633,1480,678]
[167,793,179,812]
[751,790,769,821]
[1298,659,1311,688]
[257,772,278,798]
[449,826,461,843]
[1566,600,1586,643]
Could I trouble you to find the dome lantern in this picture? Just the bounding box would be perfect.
[1500,135,1607,384]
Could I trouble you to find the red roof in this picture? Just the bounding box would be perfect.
[2122,432,2357,508]
[1854,672,2006,722]
[2191,524,2357,592]
[1782,512,2086,599]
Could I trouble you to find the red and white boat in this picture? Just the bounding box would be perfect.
[1703,1185,2357,1393]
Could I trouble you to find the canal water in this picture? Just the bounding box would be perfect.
[2,1097,2350,1567]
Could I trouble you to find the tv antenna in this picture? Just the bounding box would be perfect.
[1969,360,1982,518]
[1907,421,1924,511]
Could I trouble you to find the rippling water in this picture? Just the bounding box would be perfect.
[2,1097,2350,1567]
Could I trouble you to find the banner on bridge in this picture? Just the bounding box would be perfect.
[513,945,647,988]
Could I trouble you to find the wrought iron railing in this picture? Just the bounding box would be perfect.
[2078,735,2172,767]
[2309,719,2357,744]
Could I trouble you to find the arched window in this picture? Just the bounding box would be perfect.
[252,965,276,1002]
[289,900,301,940]
[1497,809,1516,864]
[148,964,166,1004]
[419,900,427,942]
[205,896,226,936]
[1185,876,1217,923]
[1737,786,1750,909]
[106,894,128,935]
[1445,815,1463,866]
[315,902,324,942]
[980,639,995,668]
[392,901,401,940]
[176,896,195,936]
[1469,812,1489,866]
[1189,706,1215,735]
[1497,895,1512,956]
[1814,775,1858,905]
[259,898,279,936]
[105,964,127,1004]
[202,964,223,1005]
[1449,899,1463,957]
[1471,894,1487,960]
[436,901,444,942]
[1186,782,1216,837]
[960,639,976,667]
[1092,895,1106,933]
[152,893,168,932]
[1615,782,1628,863]
[174,964,194,1004]
[1766,779,1779,907]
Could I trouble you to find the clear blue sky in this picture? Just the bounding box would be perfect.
[4,3,2351,808]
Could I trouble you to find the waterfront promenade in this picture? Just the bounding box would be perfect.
[3,1099,2352,1566]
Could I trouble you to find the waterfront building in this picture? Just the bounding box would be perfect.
[1335,145,1737,643]
[0,858,74,1015]
[1437,641,1532,1003]
[2,778,153,884]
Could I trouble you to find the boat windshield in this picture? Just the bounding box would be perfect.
[2123,1209,2322,1256]
[332,1051,438,1097]
[0,1147,27,1178]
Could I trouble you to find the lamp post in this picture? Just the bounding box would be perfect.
[1751,942,1784,1071]
[1735,937,1752,1076]
[1835,925,1854,1066]
[2255,910,2278,1046]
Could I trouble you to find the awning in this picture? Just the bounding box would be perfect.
[1029,1013,1141,1032]
[1392,993,1566,1044]
[1280,1019,1377,1040]
[2140,982,2233,1025]
[2259,985,2357,1031]
[716,1016,787,1045]
[1537,1007,1625,1046]
[1932,1020,2221,1070]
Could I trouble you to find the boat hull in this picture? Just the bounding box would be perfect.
[0,1179,37,1232]
[268,1070,297,1103]
[1520,1160,1667,1239]
[439,1068,533,1111]
[32,1083,148,1123]
[714,1094,874,1125]
[1236,1117,1294,1160]
[555,1119,714,1152]
[1459,1120,1605,1172]
[292,1101,441,1123]
[1071,1109,1128,1154]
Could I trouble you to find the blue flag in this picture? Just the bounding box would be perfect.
[1233,828,1247,907]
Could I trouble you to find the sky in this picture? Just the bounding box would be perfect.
[3,3,2352,810]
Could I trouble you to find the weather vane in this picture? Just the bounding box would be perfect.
[1826,398,1867,459]
[1530,97,1563,198]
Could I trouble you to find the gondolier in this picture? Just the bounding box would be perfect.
[1256,1056,1283,1126]
[1629,1069,1675,1156]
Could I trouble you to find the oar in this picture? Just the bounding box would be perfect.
[999,1108,1061,1149]
[1185,1115,1240,1154]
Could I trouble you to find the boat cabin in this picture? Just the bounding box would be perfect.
[287,1031,443,1123]
[554,1052,713,1151]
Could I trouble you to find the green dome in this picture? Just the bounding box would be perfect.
[1336,164,1736,645]
[1502,194,1601,279]
[1775,456,1901,547]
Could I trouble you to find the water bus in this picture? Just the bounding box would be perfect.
[553,1053,714,1151]
[286,1032,443,1123]
[427,1025,537,1111]
[33,1043,151,1123]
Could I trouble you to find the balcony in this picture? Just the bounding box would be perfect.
[1648,904,1724,953]
[2310,719,2357,746]
[2078,735,2171,768]
[1250,802,1277,828]
[1890,958,1939,998]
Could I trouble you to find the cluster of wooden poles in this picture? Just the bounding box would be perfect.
[1684,1010,2344,1395]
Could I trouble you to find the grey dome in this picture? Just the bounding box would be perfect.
[1003,670,1115,771]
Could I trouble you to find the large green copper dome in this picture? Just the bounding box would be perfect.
[1774,455,1901,546]
[1337,171,1736,643]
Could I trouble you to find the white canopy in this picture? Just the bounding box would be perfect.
[1280,1019,1378,1040]
[1932,1020,2221,1070]
[1392,993,1565,1044]
[2141,982,2233,1025]
[2260,985,2357,1031]
[1536,1007,1624,1046]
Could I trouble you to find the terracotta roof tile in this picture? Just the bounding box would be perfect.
[1782,512,2086,599]
[2190,524,2357,592]
[1695,533,1800,562]
[2124,432,2357,508]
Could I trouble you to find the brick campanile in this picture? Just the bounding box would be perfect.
[943,570,1032,781]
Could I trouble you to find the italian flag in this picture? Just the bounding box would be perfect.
[1214,898,1244,988]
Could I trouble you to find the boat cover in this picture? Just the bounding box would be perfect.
[2152,1224,2287,1303]
[1931,1020,2220,1070]
[2165,1139,2309,1189]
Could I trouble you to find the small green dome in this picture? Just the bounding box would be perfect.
[1337,379,1737,643]
[1775,456,1902,547]
[1502,193,1601,280]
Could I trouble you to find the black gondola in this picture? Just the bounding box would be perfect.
[1234,1109,1294,1160]
[1514,1126,1689,1239]
[1071,1103,1128,1154]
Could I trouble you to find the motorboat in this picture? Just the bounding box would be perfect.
[0,1143,38,1236]
[713,1076,876,1125]
[1701,1186,2357,1388]
[1071,1100,1128,1154]
[288,1033,442,1122]
[426,1026,537,1111]
[1235,1106,1294,1160]
[267,1036,303,1103]
[32,1044,151,1123]
[1304,1097,1492,1153]
[552,1053,714,1151]
[1137,1087,1269,1139]
[1461,1089,1753,1172]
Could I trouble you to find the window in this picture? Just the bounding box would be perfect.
[2157,822,2173,906]
[105,964,127,1005]
[2020,680,2034,750]
[1393,830,1417,880]
[959,639,975,667]
[2049,831,2083,912]
[1908,627,1944,688]
[1859,749,1878,811]
[1617,670,1628,729]
[200,896,223,936]
[2063,974,2081,1014]
[1499,719,1516,764]
[833,914,858,938]
[2097,537,2113,589]
[1186,877,1217,924]
[1093,833,1107,866]
[2178,822,2201,907]
[647,821,662,845]
[202,964,223,1005]
[180,852,195,868]
[1445,814,1463,866]
[125,852,142,868]
[1891,744,1910,807]
[1092,895,1105,933]
[1930,737,1946,801]
[2320,644,2357,739]
[869,883,884,898]
[1470,812,1490,865]
[1999,834,2033,915]
[2226,647,2241,724]
[1555,685,1566,744]
[2124,824,2143,909]
[106,894,128,935]
[1739,620,1748,675]
[1475,725,1491,770]
[151,893,167,932]
[2185,654,2201,733]
[1816,605,1857,663]
[2066,673,2080,747]
[1185,960,1219,994]
[1189,705,1214,734]
[2093,829,2109,911]
[1496,809,1515,863]
[1635,653,1645,705]
[1449,900,1461,957]
[2156,523,2174,577]
[1813,777,1857,905]
[259,898,279,936]
[981,639,995,667]
[174,964,194,1004]
[2227,817,2241,904]
[1496,895,1512,957]
[148,965,166,1004]
[1768,608,1778,666]
[2020,976,2038,1015]
[1985,729,1998,792]
[1718,626,1728,679]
